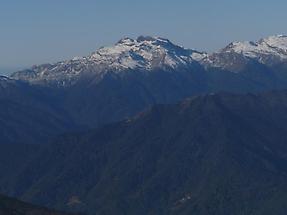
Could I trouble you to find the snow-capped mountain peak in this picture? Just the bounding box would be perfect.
[201,35,287,71]
[222,35,287,61]
[11,36,206,86]
[89,35,204,70]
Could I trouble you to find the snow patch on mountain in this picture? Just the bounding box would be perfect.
[0,76,9,81]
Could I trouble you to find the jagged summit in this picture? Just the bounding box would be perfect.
[11,36,206,86]
[117,36,171,44]
[90,35,205,70]
[220,35,287,62]
[223,35,287,54]
[201,35,287,71]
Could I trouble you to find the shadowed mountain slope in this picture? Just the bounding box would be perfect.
[2,91,287,215]
[0,194,76,215]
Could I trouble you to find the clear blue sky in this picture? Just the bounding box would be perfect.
[1,0,287,74]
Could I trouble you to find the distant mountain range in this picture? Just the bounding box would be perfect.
[10,35,287,86]
[0,35,287,145]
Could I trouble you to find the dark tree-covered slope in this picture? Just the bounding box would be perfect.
[2,91,287,215]
[0,194,75,215]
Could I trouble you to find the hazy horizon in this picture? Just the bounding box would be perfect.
[1,0,287,74]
